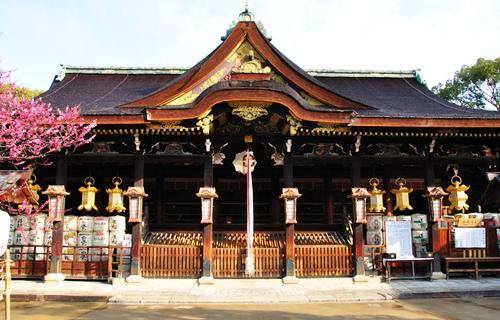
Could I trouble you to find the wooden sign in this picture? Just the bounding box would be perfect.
[457,219,482,227]
[384,220,413,258]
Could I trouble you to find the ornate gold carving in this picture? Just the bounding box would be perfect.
[199,68,227,91]
[231,58,270,74]
[164,91,199,106]
[311,123,351,133]
[286,113,302,136]
[147,121,186,131]
[196,114,214,135]
[270,71,288,85]
[300,91,324,106]
[229,101,271,121]
[226,41,266,66]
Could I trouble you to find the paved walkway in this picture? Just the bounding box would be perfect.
[4,276,500,304]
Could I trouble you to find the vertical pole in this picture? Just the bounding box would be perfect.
[155,168,164,224]
[131,154,144,276]
[384,173,393,216]
[325,173,334,224]
[283,155,297,282]
[424,155,441,273]
[350,156,365,277]
[202,155,214,281]
[49,155,67,276]
[5,249,11,320]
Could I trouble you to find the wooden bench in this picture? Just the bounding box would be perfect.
[383,258,434,283]
[445,257,500,280]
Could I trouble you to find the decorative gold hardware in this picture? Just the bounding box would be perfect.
[106,177,126,213]
[300,91,324,106]
[196,114,214,135]
[446,169,469,211]
[229,101,271,121]
[390,178,413,211]
[163,90,199,106]
[78,177,99,212]
[286,113,302,136]
[368,178,386,213]
[312,123,351,134]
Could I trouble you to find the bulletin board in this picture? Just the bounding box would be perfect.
[454,227,486,248]
[384,220,413,258]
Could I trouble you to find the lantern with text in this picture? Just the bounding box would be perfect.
[196,187,218,224]
[348,188,371,223]
[422,186,448,222]
[42,185,70,221]
[446,170,469,212]
[280,188,302,224]
[368,178,386,213]
[78,177,99,211]
[123,186,148,223]
[390,178,413,211]
[106,177,126,213]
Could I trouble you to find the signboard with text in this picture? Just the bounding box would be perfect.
[385,220,413,258]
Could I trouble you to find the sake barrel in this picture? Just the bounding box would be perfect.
[366,230,383,245]
[469,213,484,219]
[9,215,16,231]
[64,215,78,231]
[77,232,93,247]
[62,247,74,261]
[15,214,30,231]
[13,230,28,245]
[411,213,428,230]
[8,231,14,245]
[367,215,383,230]
[30,214,47,230]
[28,229,44,245]
[63,230,77,246]
[122,234,132,247]
[43,231,53,246]
[109,230,125,246]
[455,214,469,219]
[412,230,429,244]
[484,213,499,227]
[90,247,109,262]
[93,231,109,247]
[10,247,22,260]
[109,216,126,231]
[44,218,54,231]
[76,247,88,261]
[397,215,411,221]
[77,216,94,232]
[382,216,397,229]
[93,216,109,231]
[28,246,46,261]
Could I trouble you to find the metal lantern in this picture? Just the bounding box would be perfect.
[368,178,386,213]
[42,185,70,221]
[390,178,413,211]
[123,186,148,223]
[105,177,126,213]
[196,187,218,224]
[78,177,99,211]
[422,186,449,222]
[446,170,469,212]
[348,188,371,223]
[280,188,302,224]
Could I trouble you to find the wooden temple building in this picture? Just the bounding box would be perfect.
[8,7,500,282]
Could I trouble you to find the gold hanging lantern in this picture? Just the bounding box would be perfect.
[123,186,148,223]
[18,173,42,211]
[78,177,99,211]
[368,178,386,213]
[446,169,469,212]
[106,177,126,213]
[390,178,413,211]
[348,187,371,223]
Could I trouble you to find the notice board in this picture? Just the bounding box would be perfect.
[454,227,486,248]
[384,220,413,258]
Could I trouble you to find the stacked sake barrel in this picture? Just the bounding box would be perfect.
[10,213,52,261]
[411,213,429,256]
[366,215,383,245]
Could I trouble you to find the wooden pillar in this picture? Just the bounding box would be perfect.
[202,155,214,279]
[283,155,296,279]
[384,173,393,216]
[350,156,365,277]
[425,155,442,271]
[130,154,144,276]
[325,173,334,224]
[155,168,164,224]
[49,155,67,275]
[271,173,281,224]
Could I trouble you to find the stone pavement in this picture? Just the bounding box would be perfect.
[4,276,500,304]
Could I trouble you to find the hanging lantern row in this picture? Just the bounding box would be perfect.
[78,177,99,211]
[106,177,126,213]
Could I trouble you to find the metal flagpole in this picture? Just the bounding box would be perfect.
[245,150,254,276]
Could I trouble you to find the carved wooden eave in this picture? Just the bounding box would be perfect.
[120,21,368,125]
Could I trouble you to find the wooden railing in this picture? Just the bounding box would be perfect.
[295,245,353,277]
[141,245,202,278]
[213,248,284,278]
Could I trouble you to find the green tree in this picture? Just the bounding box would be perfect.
[432,57,500,110]
[1,83,43,99]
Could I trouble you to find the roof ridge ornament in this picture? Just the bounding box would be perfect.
[221,5,272,41]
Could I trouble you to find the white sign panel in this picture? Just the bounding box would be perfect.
[454,227,486,248]
[384,220,413,258]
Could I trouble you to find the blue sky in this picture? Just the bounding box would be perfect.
[1,0,499,91]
